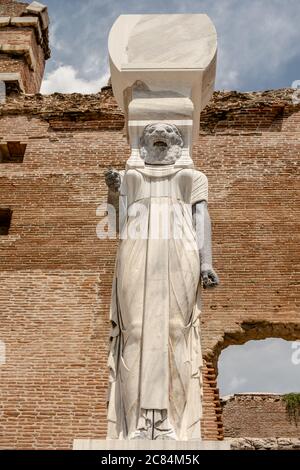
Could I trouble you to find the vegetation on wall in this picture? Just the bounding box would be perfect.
[283,393,300,426]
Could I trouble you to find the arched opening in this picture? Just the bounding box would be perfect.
[217,338,300,438]
[218,338,300,396]
[201,322,300,441]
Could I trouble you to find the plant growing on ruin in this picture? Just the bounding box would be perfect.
[283,393,300,426]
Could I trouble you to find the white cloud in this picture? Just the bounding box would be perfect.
[44,0,300,92]
[41,65,109,95]
[49,19,65,52]
[227,376,248,392]
[218,338,300,396]
[217,67,240,91]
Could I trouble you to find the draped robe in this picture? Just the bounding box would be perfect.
[107,165,208,440]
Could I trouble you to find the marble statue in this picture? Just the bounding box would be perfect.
[73,12,232,451]
[105,123,219,441]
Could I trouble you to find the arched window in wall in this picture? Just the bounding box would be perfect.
[218,338,300,396]
[218,338,300,439]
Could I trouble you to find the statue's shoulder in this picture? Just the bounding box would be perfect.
[191,169,208,204]
[192,169,208,186]
[124,168,139,176]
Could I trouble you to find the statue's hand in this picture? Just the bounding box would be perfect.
[201,268,219,289]
[105,168,121,192]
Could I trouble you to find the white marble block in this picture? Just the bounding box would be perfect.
[109,14,217,167]
[73,439,230,451]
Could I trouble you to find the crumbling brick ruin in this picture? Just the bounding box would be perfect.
[0,0,299,449]
[222,394,300,439]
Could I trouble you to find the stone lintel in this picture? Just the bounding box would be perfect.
[11,16,42,43]
[0,71,25,93]
[0,16,10,26]
[25,2,49,31]
[109,14,217,167]
[0,44,36,70]
[0,15,49,58]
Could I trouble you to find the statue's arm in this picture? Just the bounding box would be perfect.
[193,200,219,289]
[105,168,122,192]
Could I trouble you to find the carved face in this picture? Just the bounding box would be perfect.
[140,123,184,165]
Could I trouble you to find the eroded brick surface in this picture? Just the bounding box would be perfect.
[222,394,300,438]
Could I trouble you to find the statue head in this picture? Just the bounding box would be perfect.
[140,123,184,165]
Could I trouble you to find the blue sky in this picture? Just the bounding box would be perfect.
[40,0,300,396]
[41,0,300,94]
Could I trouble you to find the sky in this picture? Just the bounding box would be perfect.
[218,339,300,396]
[41,0,300,94]
[39,1,300,396]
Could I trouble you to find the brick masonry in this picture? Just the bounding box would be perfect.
[222,394,300,438]
[0,88,299,449]
[0,0,29,17]
[0,29,46,94]
[0,0,50,94]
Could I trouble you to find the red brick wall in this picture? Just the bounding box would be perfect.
[0,89,299,448]
[0,1,28,17]
[222,394,300,438]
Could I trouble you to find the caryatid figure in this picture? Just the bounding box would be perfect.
[104,122,219,441]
